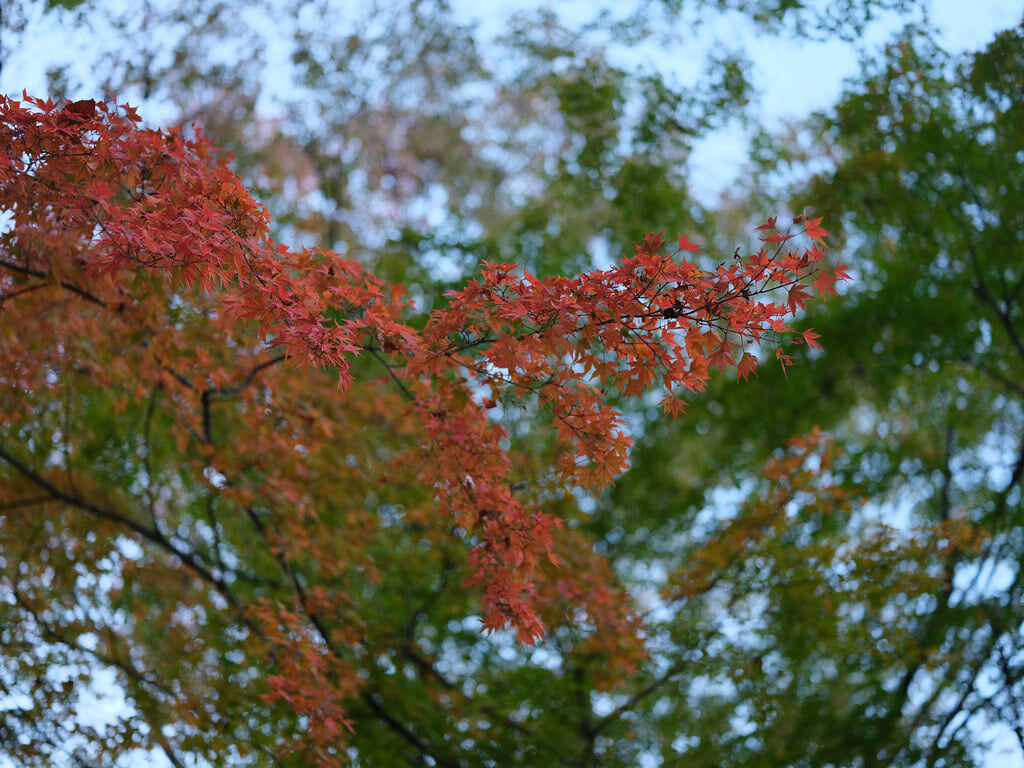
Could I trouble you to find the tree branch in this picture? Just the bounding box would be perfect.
[0,256,108,307]
[0,441,267,645]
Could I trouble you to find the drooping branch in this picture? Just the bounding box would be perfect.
[0,441,267,645]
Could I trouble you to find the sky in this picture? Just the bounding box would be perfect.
[685,0,1024,198]
[4,0,1023,203]
[460,0,1024,199]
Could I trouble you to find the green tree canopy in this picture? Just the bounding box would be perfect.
[612,18,1024,766]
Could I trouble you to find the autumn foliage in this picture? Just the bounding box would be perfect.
[0,96,845,763]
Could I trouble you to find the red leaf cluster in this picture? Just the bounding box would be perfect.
[0,95,846,747]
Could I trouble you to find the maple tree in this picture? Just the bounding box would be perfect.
[0,94,844,765]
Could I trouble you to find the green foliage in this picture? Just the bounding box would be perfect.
[612,19,1024,766]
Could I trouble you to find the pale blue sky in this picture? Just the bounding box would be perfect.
[4,0,1023,203]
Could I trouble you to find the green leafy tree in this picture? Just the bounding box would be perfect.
[613,19,1024,767]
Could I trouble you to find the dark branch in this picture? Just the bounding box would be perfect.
[0,257,108,307]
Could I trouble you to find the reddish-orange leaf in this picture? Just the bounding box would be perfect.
[802,329,822,350]
[804,216,829,244]
[735,352,759,382]
[660,394,688,419]
[677,234,702,253]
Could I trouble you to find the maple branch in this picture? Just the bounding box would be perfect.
[631,659,697,721]
[968,258,1024,366]
[941,177,1024,366]
[11,586,174,699]
[156,739,189,768]
[141,387,161,529]
[201,388,214,444]
[921,629,999,766]
[155,358,196,390]
[0,441,268,644]
[0,441,163,544]
[364,344,415,401]
[215,351,288,396]
[202,491,227,576]
[572,662,598,767]
[440,332,499,356]
[134,388,252,594]
[965,429,1024,577]
[282,556,341,659]
[0,256,108,307]
[881,422,963,756]
[0,712,103,768]
[359,691,463,768]
[959,353,1024,397]
[395,638,533,738]
[197,352,287,444]
[394,561,535,739]
[0,280,52,302]
[238,239,270,288]
[0,495,55,510]
[994,639,1024,755]
[237,503,346,661]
